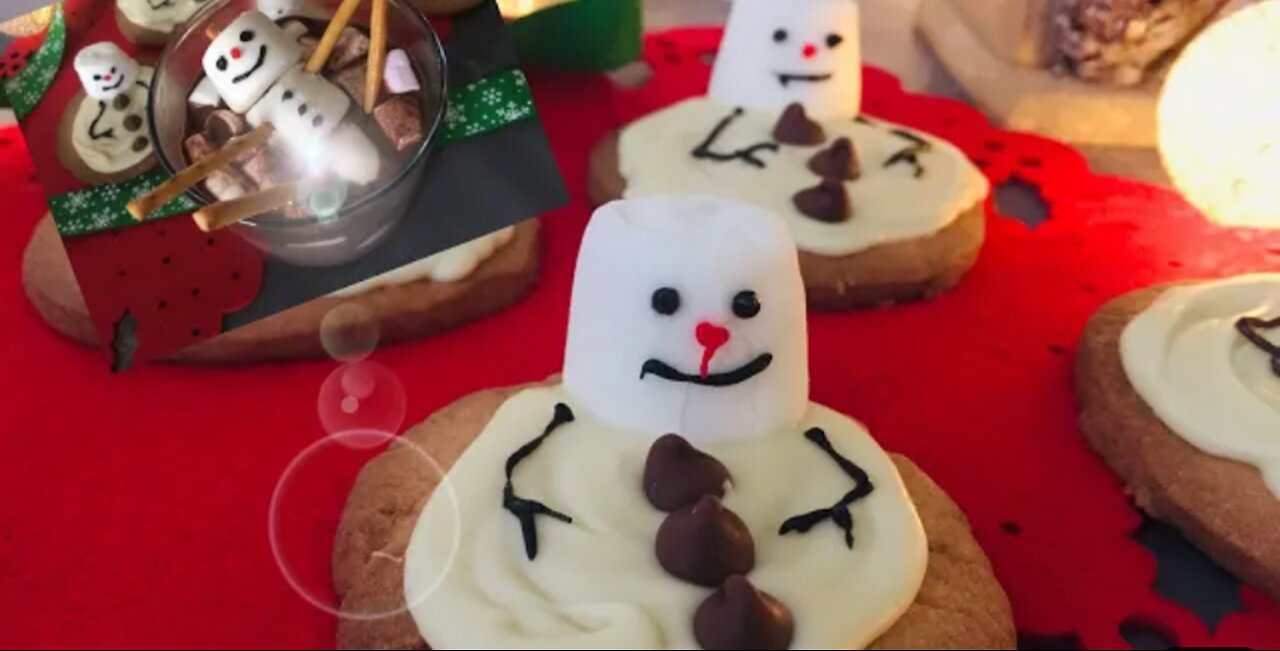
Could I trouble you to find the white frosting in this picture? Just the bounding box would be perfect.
[618,98,989,257]
[564,197,808,445]
[116,0,204,35]
[1120,274,1280,497]
[331,227,516,297]
[404,384,928,649]
[71,67,156,174]
[709,0,863,121]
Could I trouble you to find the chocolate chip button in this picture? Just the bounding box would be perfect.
[123,115,143,132]
[132,136,150,153]
[112,93,131,111]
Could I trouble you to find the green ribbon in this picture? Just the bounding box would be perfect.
[3,4,65,121]
[49,68,536,239]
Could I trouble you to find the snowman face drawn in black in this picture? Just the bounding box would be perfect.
[639,286,775,387]
[769,26,847,88]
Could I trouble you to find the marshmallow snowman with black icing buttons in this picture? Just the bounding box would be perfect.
[62,43,157,183]
[402,196,929,649]
[708,0,863,121]
[201,10,380,185]
[75,42,141,102]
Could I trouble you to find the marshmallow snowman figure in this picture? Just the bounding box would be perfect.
[247,66,351,150]
[563,195,809,444]
[708,0,863,121]
[257,0,307,20]
[74,43,141,101]
[202,10,303,113]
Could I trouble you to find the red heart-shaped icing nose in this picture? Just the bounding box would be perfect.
[695,322,731,378]
[231,47,243,60]
[802,44,818,59]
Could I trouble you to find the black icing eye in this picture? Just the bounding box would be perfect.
[110,66,117,74]
[282,89,294,101]
[239,30,255,42]
[93,74,102,80]
[773,29,788,43]
[826,34,844,49]
[216,56,228,72]
[651,287,681,316]
[732,291,761,319]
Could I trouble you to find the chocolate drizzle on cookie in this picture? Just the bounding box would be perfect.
[772,103,826,146]
[1236,316,1280,377]
[778,427,875,549]
[692,108,780,169]
[88,101,115,140]
[502,402,576,560]
[883,129,931,178]
[792,179,852,223]
[808,137,860,180]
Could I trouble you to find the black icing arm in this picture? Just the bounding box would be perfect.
[691,108,780,169]
[778,427,875,549]
[502,402,576,560]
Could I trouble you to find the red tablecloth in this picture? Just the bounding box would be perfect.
[4,28,1280,650]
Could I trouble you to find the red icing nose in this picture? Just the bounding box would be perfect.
[802,44,818,59]
[103,74,112,82]
[695,322,731,379]
[231,47,243,60]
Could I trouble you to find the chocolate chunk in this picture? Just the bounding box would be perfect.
[184,132,215,163]
[123,114,144,132]
[203,168,250,202]
[112,93,131,111]
[372,95,425,151]
[772,103,825,146]
[807,137,859,180]
[328,64,368,103]
[203,109,249,147]
[656,495,754,587]
[694,576,794,651]
[644,434,731,512]
[326,27,370,72]
[239,146,289,190]
[792,179,852,223]
[298,36,319,63]
[189,104,218,133]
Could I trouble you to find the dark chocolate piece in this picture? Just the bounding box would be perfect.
[372,95,425,151]
[503,403,576,561]
[327,27,370,72]
[772,103,825,146]
[791,179,852,223]
[691,108,780,169]
[189,104,219,134]
[807,137,859,180]
[778,427,875,549]
[204,109,249,147]
[131,136,150,153]
[656,495,754,587]
[299,36,319,63]
[123,114,144,132]
[694,575,794,651]
[643,434,731,512]
[184,132,215,163]
[112,93,131,111]
[329,64,368,103]
[1236,316,1280,378]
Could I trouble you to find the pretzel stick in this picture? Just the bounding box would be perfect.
[364,0,387,112]
[192,184,299,232]
[307,0,364,73]
[127,123,274,221]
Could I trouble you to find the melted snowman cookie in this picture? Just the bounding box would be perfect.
[115,0,211,47]
[1079,275,1280,601]
[59,43,157,184]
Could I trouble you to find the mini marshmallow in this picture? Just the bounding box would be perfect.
[281,19,310,41]
[383,49,420,94]
[563,196,809,444]
[247,66,350,154]
[202,11,303,113]
[188,76,222,108]
[74,42,140,101]
[709,0,863,121]
[257,0,307,20]
[326,122,381,186]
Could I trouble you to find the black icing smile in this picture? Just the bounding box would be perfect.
[640,354,773,387]
[231,46,268,84]
[776,72,833,87]
[102,76,126,93]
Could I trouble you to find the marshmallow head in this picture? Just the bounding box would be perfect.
[563,196,809,444]
[202,11,303,113]
[709,0,862,121]
[75,42,140,101]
